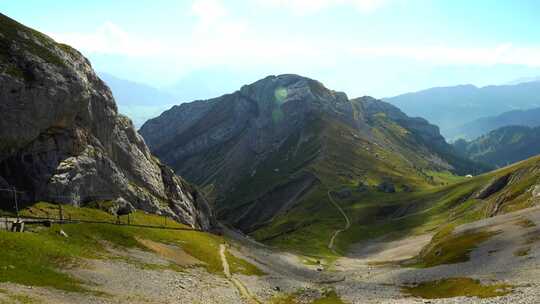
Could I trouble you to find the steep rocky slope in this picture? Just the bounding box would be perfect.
[0,14,213,229]
[454,125,540,168]
[140,74,485,237]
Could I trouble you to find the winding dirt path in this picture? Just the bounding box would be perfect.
[327,191,351,254]
[219,244,261,304]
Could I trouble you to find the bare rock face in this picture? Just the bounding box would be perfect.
[475,174,511,200]
[0,14,214,230]
[533,185,540,204]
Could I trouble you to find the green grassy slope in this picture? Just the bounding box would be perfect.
[0,203,262,292]
[252,137,540,257]
[247,114,488,256]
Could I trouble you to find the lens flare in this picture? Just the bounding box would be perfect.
[274,87,288,104]
[272,87,288,123]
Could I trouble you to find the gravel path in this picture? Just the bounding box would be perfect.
[220,244,261,304]
[327,190,351,254]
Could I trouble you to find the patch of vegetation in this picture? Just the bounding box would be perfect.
[411,227,499,268]
[513,247,531,257]
[424,170,466,186]
[524,231,540,245]
[269,294,298,304]
[515,218,536,228]
[2,293,40,304]
[403,277,513,299]
[301,257,326,266]
[311,289,347,304]
[226,251,266,276]
[21,202,116,222]
[0,14,67,73]
[269,289,346,304]
[0,229,89,292]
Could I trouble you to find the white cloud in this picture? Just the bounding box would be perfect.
[49,22,167,57]
[48,0,540,75]
[50,21,540,69]
[348,44,540,67]
[191,0,228,25]
[256,0,388,14]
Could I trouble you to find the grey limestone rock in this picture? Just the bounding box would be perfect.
[0,14,214,230]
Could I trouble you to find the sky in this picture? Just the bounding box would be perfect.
[2,0,540,99]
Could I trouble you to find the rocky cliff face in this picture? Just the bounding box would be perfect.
[0,14,214,230]
[140,74,484,231]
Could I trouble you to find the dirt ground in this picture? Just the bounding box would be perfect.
[2,207,540,303]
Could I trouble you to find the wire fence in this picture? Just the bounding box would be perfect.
[1,213,202,232]
[0,188,202,232]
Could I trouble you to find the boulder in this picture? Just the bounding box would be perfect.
[0,176,8,188]
[377,181,396,193]
[402,184,413,192]
[334,188,352,199]
[99,197,136,216]
[356,182,369,193]
[533,185,540,204]
[475,174,510,200]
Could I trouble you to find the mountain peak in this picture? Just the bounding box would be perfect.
[140,75,487,233]
[239,74,347,104]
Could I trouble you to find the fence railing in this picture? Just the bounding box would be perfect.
[1,214,202,232]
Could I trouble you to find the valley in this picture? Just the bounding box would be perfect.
[1,152,539,303]
[1,10,540,304]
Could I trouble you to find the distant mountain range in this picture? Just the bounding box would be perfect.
[446,107,540,141]
[163,68,266,103]
[98,73,178,128]
[454,125,540,168]
[507,76,540,85]
[384,81,540,139]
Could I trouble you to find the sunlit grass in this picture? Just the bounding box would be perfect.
[403,277,513,299]
[0,203,263,292]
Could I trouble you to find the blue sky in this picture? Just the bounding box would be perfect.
[2,0,540,98]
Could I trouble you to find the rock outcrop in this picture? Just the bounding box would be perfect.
[475,174,511,200]
[534,185,540,204]
[0,14,214,230]
[377,181,396,193]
